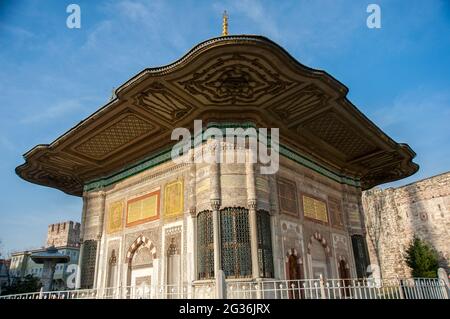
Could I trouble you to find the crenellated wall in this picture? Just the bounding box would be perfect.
[46,221,80,248]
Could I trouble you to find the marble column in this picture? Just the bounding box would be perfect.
[93,191,106,289]
[210,158,221,278]
[246,152,260,279]
[209,148,224,297]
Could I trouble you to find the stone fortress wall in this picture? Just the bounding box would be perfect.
[362,172,450,278]
[46,221,81,248]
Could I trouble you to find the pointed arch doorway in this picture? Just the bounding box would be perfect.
[285,249,304,299]
[338,258,351,298]
[125,235,157,298]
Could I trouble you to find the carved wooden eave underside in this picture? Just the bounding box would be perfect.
[16,35,418,196]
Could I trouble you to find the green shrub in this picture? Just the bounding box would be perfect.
[405,236,439,278]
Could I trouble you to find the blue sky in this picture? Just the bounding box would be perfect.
[0,0,449,255]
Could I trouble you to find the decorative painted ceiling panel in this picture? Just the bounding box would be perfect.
[268,84,329,124]
[134,82,195,123]
[304,112,378,160]
[176,53,295,105]
[74,114,154,160]
[22,163,81,194]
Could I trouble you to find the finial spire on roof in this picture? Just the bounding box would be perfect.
[222,10,229,36]
[110,87,116,101]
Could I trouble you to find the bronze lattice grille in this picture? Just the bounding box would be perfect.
[197,210,214,280]
[257,210,274,278]
[220,207,252,279]
[80,239,97,289]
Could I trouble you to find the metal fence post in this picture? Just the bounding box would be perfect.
[216,269,227,299]
[398,279,405,299]
[319,275,326,299]
[437,268,449,299]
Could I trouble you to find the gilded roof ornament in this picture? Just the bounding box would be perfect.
[222,11,229,36]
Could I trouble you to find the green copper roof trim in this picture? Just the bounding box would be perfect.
[83,123,360,192]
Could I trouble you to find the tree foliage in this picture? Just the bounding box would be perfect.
[405,236,439,278]
[1,274,41,295]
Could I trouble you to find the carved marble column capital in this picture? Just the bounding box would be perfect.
[189,207,197,217]
[210,199,221,211]
[247,199,257,210]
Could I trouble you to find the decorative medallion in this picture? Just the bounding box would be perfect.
[332,233,347,250]
[177,53,293,104]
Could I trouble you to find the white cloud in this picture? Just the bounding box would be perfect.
[115,0,165,23]
[82,20,113,51]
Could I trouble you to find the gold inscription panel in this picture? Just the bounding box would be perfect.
[126,191,160,227]
[302,195,328,223]
[164,180,184,219]
[107,201,123,234]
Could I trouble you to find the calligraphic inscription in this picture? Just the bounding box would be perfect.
[196,178,209,195]
[348,207,361,226]
[107,201,123,234]
[164,180,184,219]
[277,178,298,216]
[303,195,328,223]
[256,177,270,193]
[328,196,344,228]
[126,191,160,227]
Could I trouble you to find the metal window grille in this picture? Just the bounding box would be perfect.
[81,239,97,289]
[351,235,370,278]
[221,207,252,279]
[197,210,214,280]
[257,210,274,278]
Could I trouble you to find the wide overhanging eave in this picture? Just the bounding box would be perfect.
[15,35,419,196]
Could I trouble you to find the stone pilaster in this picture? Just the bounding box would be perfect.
[79,190,105,288]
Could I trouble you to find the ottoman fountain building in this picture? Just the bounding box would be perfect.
[16,30,418,294]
